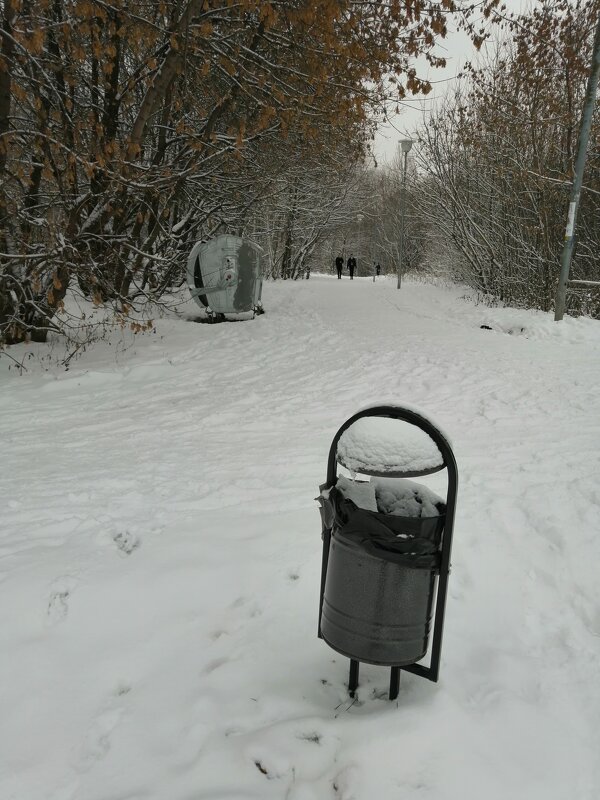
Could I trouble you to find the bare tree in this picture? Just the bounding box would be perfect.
[413,0,600,314]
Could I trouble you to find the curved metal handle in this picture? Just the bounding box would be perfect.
[326,404,457,487]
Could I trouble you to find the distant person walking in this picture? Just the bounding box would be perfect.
[376,262,381,277]
[347,254,356,280]
[335,254,344,279]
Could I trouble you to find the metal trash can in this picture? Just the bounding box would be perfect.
[187,234,264,321]
[317,405,458,700]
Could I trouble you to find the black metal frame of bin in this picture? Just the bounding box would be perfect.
[318,404,458,700]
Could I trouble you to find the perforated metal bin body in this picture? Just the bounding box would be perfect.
[187,234,262,314]
[321,512,441,667]
[318,405,458,691]
[321,537,437,666]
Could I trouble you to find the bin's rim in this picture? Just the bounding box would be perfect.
[330,525,442,571]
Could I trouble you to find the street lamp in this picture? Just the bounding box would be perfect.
[397,138,413,290]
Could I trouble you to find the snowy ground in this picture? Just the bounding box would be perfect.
[1,275,599,800]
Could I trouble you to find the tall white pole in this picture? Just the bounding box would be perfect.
[554,14,600,321]
[356,213,363,277]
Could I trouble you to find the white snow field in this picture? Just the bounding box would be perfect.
[1,275,599,800]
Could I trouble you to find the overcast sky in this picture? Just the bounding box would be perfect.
[373,0,534,165]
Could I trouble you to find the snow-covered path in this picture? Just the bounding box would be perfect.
[1,276,599,800]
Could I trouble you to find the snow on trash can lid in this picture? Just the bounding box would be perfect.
[337,417,444,477]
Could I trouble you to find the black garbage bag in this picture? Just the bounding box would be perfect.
[317,482,444,570]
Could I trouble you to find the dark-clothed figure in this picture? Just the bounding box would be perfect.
[335,255,344,279]
[376,263,381,277]
[347,254,356,279]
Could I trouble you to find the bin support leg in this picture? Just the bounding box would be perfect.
[348,660,359,697]
[389,667,401,700]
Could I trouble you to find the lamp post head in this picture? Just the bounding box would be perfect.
[399,138,413,154]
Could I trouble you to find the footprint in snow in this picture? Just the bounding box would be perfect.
[247,603,263,619]
[230,596,263,618]
[249,723,339,790]
[46,576,78,624]
[333,765,360,799]
[112,529,140,555]
[47,590,70,624]
[78,707,124,772]
[296,731,322,744]
[203,656,230,675]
